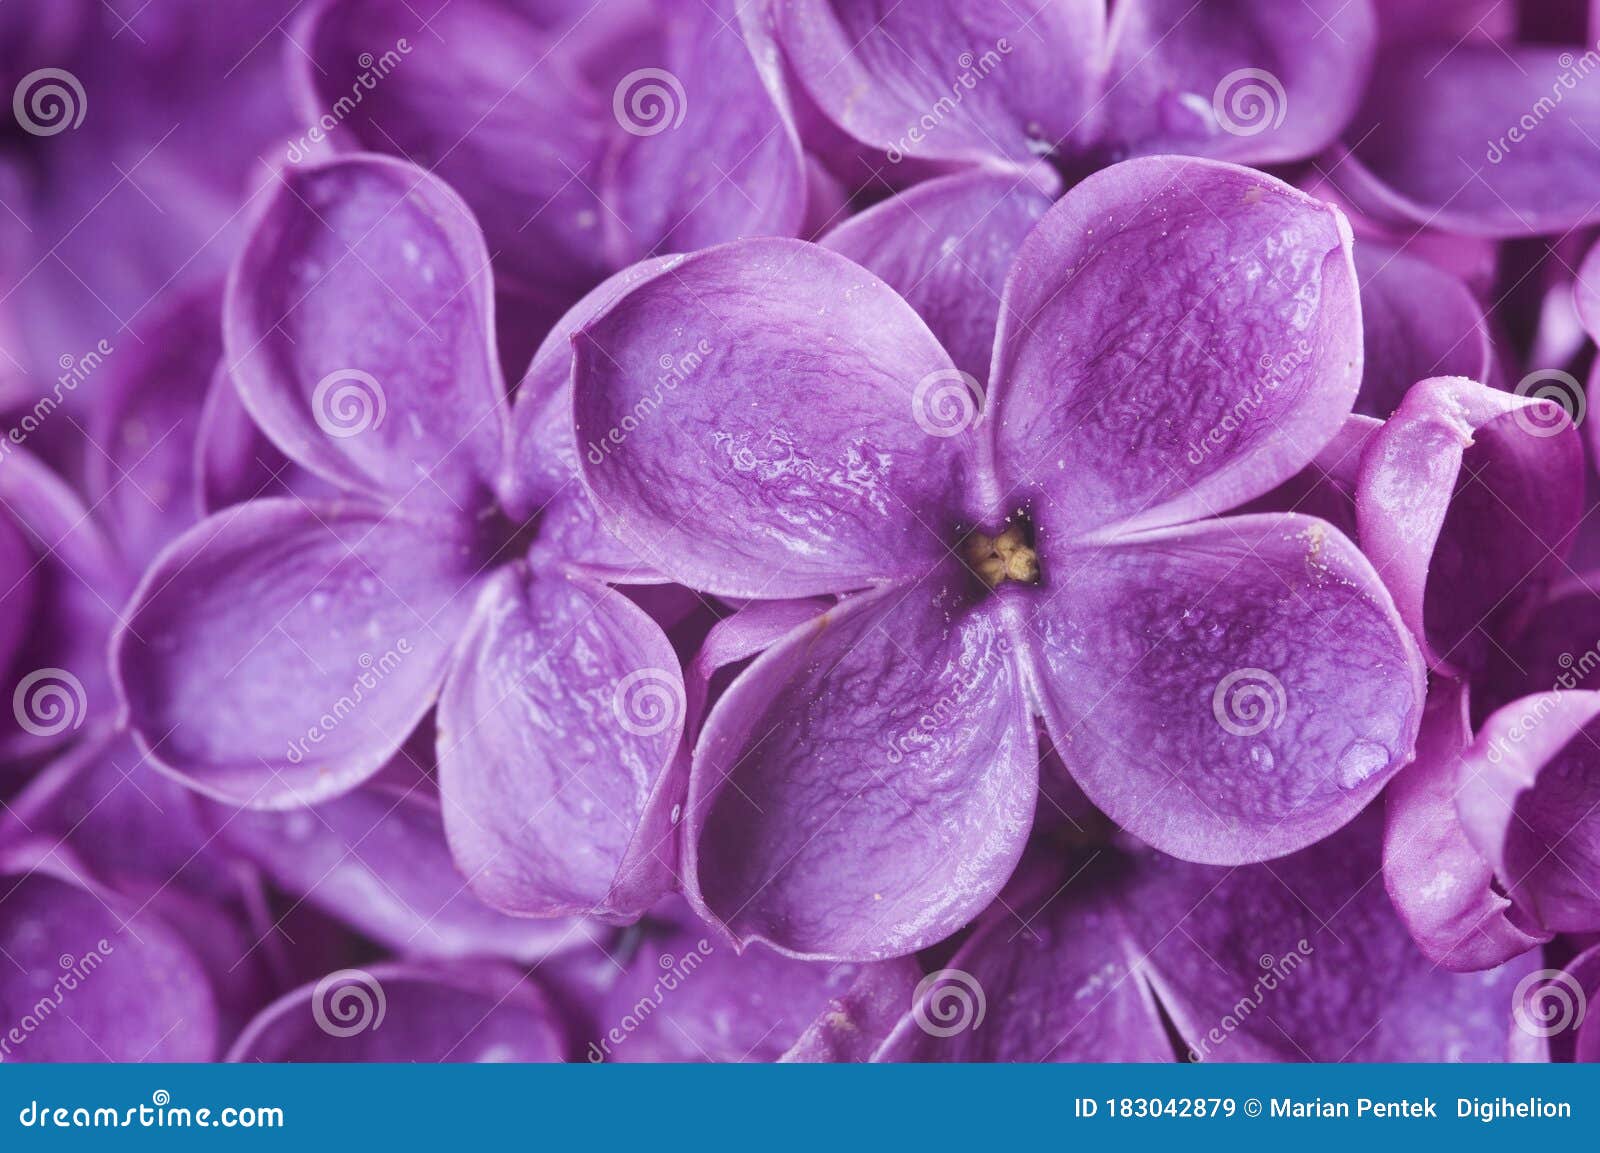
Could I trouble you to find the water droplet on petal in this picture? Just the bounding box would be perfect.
[1249,744,1275,773]
[1335,739,1389,789]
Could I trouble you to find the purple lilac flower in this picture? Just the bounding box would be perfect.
[573,155,1426,961]
[114,155,687,924]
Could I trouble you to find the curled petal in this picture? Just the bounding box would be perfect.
[1357,377,1583,678]
[437,565,685,920]
[224,155,509,511]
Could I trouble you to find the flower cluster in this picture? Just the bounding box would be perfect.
[2,0,1600,1064]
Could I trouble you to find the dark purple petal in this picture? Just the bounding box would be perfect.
[875,860,1172,1062]
[1457,691,1600,934]
[572,239,972,598]
[224,156,509,511]
[821,171,1052,384]
[602,0,807,266]
[114,499,486,806]
[0,848,218,1062]
[1356,377,1583,678]
[561,908,867,1062]
[685,596,834,739]
[989,157,1361,539]
[1383,679,1549,970]
[1354,243,1491,418]
[1348,44,1600,237]
[84,288,217,569]
[437,566,684,920]
[0,448,122,761]
[686,567,1035,960]
[1099,0,1375,165]
[292,0,611,303]
[217,779,603,962]
[779,958,922,1062]
[773,0,1104,173]
[1129,808,1540,1061]
[227,963,565,1062]
[1027,513,1424,864]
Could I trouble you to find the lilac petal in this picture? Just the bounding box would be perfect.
[1130,808,1540,1061]
[0,508,36,687]
[292,0,611,303]
[437,565,684,920]
[4,732,243,904]
[1099,0,1375,165]
[1356,377,1583,678]
[502,256,679,582]
[0,448,122,761]
[821,171,1053,384]
[1383,679,1548,970]
[685,597,833,739]
[772,0,1105,173]
[990,157,1361,540]
[0,849,218,1062]
[572,239,971,598]
[1240,414,1379,539]
[1577,237,1600,343]
[1457,691,1600,934]
[217,780,602,963]
[227,963,565,1062]
[502,256,680,520]
[114,499,485,807]
[1028,513,1424,865]
[564,909,866,1062]
[779,958,923,1062]
[197,362,332,512]
[1354,243,1491,418]
[686,568,1036,960]
[875,862,1172,1061]
[224,156,509,511]
[83,288,216,569]
[602,0,806,266]
[1348,44,1600,237]
[1486,574,1600,713]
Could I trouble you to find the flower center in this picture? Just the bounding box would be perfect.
[963,520,1040,589]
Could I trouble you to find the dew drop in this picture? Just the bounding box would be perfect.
[1249,744,1274,773]
[1335,739,1389,789]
